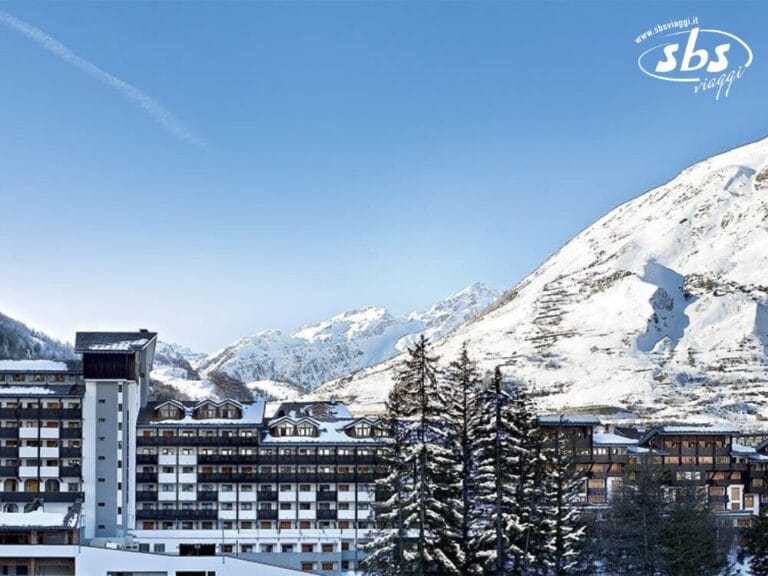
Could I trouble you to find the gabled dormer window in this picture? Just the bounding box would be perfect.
[157,403,183,420]
[275,424,294,437]
[353,424,371,437]
[297,423,317,437]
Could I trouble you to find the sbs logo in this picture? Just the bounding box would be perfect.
[637,27,752,99]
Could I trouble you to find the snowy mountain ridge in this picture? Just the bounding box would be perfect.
[309,135,768,428]
[150,282,498,401]
[193,282,498,390]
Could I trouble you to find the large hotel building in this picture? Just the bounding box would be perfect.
[1,329,768,575]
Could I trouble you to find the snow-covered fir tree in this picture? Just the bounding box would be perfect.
[471,367,529,576]
[364,336,460,576]
[362,382,410,576]
[442,342,483,575]
[538,417,587,575]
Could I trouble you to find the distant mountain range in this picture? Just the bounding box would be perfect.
[150,283,499,401]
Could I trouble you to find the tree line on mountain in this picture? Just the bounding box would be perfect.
[362,336,740,576]
[0,312,73,360]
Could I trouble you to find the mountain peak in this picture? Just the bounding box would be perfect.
[311,136,768,427]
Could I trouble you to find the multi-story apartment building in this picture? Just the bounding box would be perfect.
[5,328,768,575]
[130,399,387,573]
[541,416,764,526]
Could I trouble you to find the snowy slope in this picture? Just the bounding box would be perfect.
[0,312,74,360]
[310,136,768,427]
[194,283,498,390]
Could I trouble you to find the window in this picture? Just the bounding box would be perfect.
[302,544,314,553]
[153,544,165,553]
[321,543,334,553]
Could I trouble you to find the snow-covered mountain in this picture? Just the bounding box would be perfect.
[310,136,768,428]
[0,312,74,360]
[194,283,498,390]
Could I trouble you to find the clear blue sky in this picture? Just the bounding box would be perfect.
[0,1,766,351]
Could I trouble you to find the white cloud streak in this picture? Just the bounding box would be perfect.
[0,10,205,147]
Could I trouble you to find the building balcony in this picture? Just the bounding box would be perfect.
[317,491,337,501]
[257,490,278,501]
[136,509,219,521]
[136,454,158,465]
[60,447,81,458]
[60,428,82,439]
[0,447,18,458]
[60,466,81,477]
[0,429,17,439]
[0,491,83,502]
[137,436,258,447]
[39,466,60,478]
[19,427,59,439]
[136,472,158,483]
[198,491,219,501]
[317,509,338,520]
[60,409,82,419]
[0,466,18,477]
[198,454,245,465]
[257,509,278,520]
[136,491,158,501]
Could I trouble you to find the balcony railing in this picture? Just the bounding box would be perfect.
[136,454,158,465]
[136,509,219,521]
[60,429,82,439]
[136,473,158,483]
[257,490,278,501]
[60,466,82,477]
[60,448,81,458]
[0,429,19,438]
[0,466,19,476]
[136,491,158,501]
[0,447,18,457]
[316,509,338,520]
[317,491,337,501]
[198,491,219,501]
[257,509,278,520]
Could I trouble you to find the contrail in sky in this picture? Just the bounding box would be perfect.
[0,9,206,147]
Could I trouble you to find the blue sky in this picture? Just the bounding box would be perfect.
[0,1,766,351]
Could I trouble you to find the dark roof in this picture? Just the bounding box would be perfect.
[75,331,157,353]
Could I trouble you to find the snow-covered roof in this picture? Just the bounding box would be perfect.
[593,432,639,446]
[142,399,265,426]
[0,386,55,395]
[538,415,601,426]
[0,360,71,372]
[655,423,740,434]
[0,509,78,528]
[731,443,768,463]
[262,419,384,444]
[75,331,156,353]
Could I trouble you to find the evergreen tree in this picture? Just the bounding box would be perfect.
[744,514,768,576]
[602,461,667,576]
[365,336,459,576]
[442,342,483,575]
[362,382,410,576]
[539,418,587,576]
[471,367,528,576]
[506,380,542,575]
[659,486,726,576]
